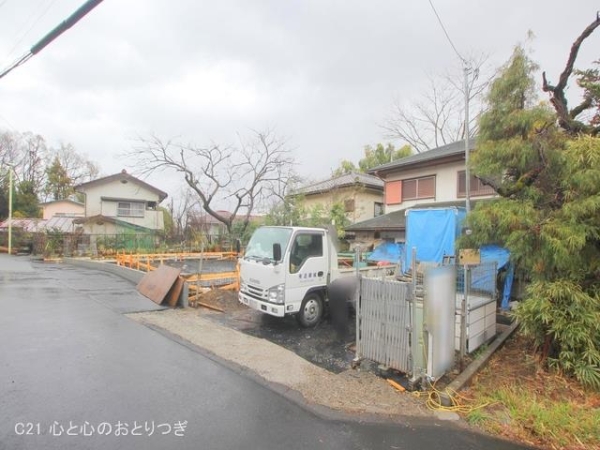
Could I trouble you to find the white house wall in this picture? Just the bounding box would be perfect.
[302,187,383,224]
[84,221,119,235]
[42,202,84,220]
[82,179,164,231]
[384,161,495,214]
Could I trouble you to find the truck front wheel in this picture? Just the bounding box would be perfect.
[297,293,323,328]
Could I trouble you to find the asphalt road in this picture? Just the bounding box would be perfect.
[0,255,536,450]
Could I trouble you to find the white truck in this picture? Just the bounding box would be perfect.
[238,226,395,327]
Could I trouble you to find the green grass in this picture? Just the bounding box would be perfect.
[465,383,600,449]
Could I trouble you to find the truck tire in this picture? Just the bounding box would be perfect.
[297,293,323,328]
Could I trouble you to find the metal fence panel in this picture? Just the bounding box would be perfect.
[357,277,413,373]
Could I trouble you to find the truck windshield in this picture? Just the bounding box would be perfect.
[245,227,292,261]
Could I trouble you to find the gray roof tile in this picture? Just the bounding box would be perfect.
[369,139,476,174]
[291,172,383,196]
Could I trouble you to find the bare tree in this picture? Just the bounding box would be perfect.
[128,128,295,236]
[0,131,22,173]
[542,13,600,136]
[382,54,494,153]
[51,143,100,184]
[0,131,47,185]
[168,187,199,242]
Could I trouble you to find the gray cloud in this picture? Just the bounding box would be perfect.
[1,0,599,197]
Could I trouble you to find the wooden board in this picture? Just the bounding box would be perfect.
[136,264,182,305]
[165,276,185,307]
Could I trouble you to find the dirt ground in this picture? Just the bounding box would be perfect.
[130,289,433,418]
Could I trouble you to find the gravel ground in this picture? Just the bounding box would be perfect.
[129,308,432,418]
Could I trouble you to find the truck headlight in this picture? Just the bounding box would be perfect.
[239,277,248,293]
[268,284,285,304]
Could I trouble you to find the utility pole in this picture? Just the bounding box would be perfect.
[8,167,13,255]
[464,65,471,214]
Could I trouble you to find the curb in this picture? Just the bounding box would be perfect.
[439,320,519,407]
[63,257,145,284]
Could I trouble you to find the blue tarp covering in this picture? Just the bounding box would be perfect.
[404,207,466,270]
[467,245,514,310]
[469,245,511,294]
[367,241,405,263]
[403,207,514,310]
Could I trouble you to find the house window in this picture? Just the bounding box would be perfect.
[374,202,384,217]
[117,202,145,218]
[344,199,355,213]
[457,171,495,197]
[385,180,402,205]
[402,176,435,201]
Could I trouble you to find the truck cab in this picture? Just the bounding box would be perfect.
[239,226,337,327]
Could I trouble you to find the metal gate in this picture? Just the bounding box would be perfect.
[356,277,413,374]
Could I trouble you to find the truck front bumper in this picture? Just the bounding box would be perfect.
[239,292,285,317]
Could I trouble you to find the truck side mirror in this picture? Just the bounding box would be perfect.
[273,243,282,262]
[235,239,241,254]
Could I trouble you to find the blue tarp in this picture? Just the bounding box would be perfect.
[367,241,405,264]
[404,207,466,271]
[469,244,511,294]
[467,245,514,310]
[403,207,514,310]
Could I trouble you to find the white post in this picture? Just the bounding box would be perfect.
[8,167,13,255]
[460,264,469,368]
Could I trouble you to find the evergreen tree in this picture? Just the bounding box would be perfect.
[465,44,600,388]
[44,157,73,200]
[333,143,411,176]
[14,180,40,218]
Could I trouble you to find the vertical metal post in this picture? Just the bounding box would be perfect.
[8,167,13,255]
[196,244,204,304]
[460,264,469,368]
[410,247,418,380]
[354,273,361,363]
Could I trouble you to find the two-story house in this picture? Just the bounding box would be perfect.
[346,140,496,242]
[289,172,384,225]
[74,170,167,235]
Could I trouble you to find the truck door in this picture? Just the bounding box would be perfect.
[286,231,327,306]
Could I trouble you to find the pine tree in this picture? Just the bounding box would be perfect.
[44,157,73,201]
[465,41,600,388]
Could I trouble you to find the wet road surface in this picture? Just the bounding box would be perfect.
[0,255,536,450]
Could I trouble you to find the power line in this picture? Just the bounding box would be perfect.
[427,0,465,63]
[4,0,60,64]
[0,0,104,80]
[426,0,472,214]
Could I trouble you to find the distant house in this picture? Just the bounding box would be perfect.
[40,199,84,220]
[188,210,231,244]
[73,170,168,235]
[187,210,263,244]
[289,172,384,224]
[346,140,497,243]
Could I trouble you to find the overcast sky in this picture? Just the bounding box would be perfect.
[0,0,598,202]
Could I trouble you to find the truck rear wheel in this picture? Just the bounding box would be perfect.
[297,293,323,328]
